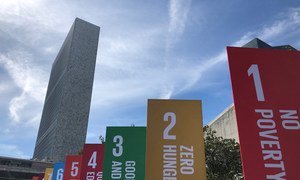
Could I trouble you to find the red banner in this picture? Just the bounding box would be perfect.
[64,155,82,180]
[37,173,44,180]
[80,144,104,180]
[32,176,39,180]
[227,47,300,179]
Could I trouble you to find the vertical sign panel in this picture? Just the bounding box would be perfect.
[64,155,82,180]
[146,99,207,180]
[81,144,104,180]
[44,168,53,180]
[52,162,65,180]
[227,47,300,179]
[38,173,45,180]
[103,127,146,180]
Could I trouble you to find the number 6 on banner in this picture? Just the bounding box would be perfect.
[56,169,63,180]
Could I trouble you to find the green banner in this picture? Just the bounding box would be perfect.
[103,127,146,180]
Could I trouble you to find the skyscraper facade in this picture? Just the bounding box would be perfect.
[33,18,100,162]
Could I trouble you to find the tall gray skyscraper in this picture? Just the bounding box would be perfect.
[33,18,100,162]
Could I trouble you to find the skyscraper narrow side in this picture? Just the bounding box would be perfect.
[33,18,100,162]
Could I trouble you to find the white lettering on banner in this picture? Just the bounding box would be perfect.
[255,109,286,179]
[280,110,300,130]
[71,162,79,177]
[180,146,194,174]
[87,172,95,180]
[164,112,176,140]
[96,172,103,180]
[57,168,63,180]
[111,160,136,179]
[248,64,265,102]
[111,161,122,179]
[86,171,102,180]
[162,112,195,179]
[163,145,177,179]
[125,161,136,179]
[88,151,97,169]
[110,134,136,179]
[113,135,123,157]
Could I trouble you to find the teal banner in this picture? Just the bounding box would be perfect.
[103,127,146,180]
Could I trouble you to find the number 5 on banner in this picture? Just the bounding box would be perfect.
[71,162,79,177]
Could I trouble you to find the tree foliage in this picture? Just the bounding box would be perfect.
[204,127,243,180]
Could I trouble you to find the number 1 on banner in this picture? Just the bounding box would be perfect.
[248,64,265,102]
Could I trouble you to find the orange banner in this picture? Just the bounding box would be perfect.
[44,168,53,180]
[146,99,207,180]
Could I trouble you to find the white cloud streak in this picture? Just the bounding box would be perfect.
[166,0,192,51]
[0,50,47,125]
[0,143,30,159]
[233,8,300,47]
[188,8,300,88]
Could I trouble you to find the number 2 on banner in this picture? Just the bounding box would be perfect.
[163,112,176,140]
[88,151,97,169]
[248,64,265,102]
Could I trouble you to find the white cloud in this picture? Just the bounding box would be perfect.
[91,6,300,116]
[0,0,73,55]
[186,7,300,89]
[0,81,14,93]
[166,0,192,51]
[233,8,300,47]
[0,143,30,159]
[0,50,47,125]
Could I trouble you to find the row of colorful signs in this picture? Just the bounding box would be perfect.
[33,46,299,180]
[33,100,207,180]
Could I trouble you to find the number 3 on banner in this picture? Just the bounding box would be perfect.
[113,135,123,157]
[88,151,97,169]
[248,64,265,102]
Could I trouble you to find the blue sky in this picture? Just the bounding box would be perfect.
[1,0,300,159]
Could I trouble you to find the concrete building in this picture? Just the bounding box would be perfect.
[0,156,52,180]
[208,38,297,142]
[208,104,239,142]
[33,18,100,162]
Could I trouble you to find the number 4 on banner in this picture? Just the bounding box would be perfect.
[88,151,97,169]
[81,144,104,180]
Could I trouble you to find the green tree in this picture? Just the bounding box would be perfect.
[204,127,243,180]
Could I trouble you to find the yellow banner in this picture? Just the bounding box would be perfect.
[146,99,207,180]
[44,168,53,180]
